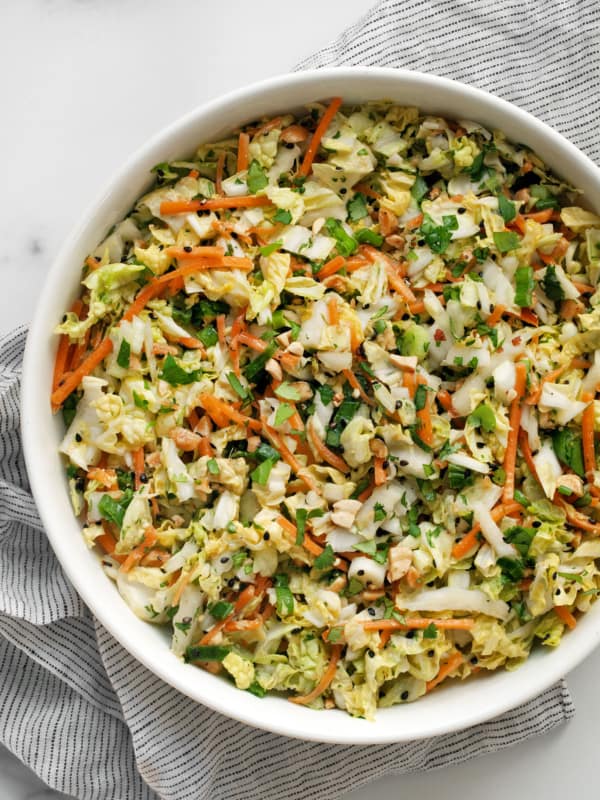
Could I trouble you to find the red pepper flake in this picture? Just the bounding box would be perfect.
[434,329,446,342]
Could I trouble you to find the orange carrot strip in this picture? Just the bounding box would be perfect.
[524,208,554,223]
[157,258,253,284]
[518,430,542,487]
[51,338,113,410]
[96,532,125,563]
[120,527,158,573]
[526,362,570,405]
[289,645,342,705]
[133,447,145,490]
[353,182,381,200]
[122,280,165,323]
[216,314,226,348]
[452,501,522,560]
[502,362,527,504]
[486,304,507,327]
[342,368,374,407]
[52,332,72,393]
[426,652,463,693]
[307,421,350,473]
[405,213,424,231]
[159,196,272,215]
[386,267,417,304]
[316,255,346,280]
[582,391,596,480]
[224,618,261,633]
[437,389,455,416]
[215,151,226,195]
[363,618,475,632]
[298,96,343,177]
[327,296,339,326]
[172,573,190,606]
[415,376,433,446]
[554,605,577,630]
[572,280,595,294]
[237,132,250,173]
[85,256,101,271]
[166,246,225,260]
[379,629,392,648]
[237,331,267,352]
[199,393,261,431]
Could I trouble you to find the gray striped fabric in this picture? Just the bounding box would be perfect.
[4,0,598,793]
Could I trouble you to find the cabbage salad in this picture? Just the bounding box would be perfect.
[51,99,600,718]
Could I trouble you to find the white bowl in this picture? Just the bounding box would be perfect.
[22,67,600,744]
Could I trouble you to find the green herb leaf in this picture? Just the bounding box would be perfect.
[493,231,520,253]
[347,192,368,222]
[411,174,429,204]
[373,502,386,522]
[414,383,428,411]
[314,544,336,570]
[355,228,384,247]
[198,325,218,347]
[324,217,358,257]
[317,384,335,405]
[133,391,149,410]
[552,429,585,477]
[274,403,295,426]
[497,556,525,582]
[184,645,230,663]
[418,214,454,255]
[274,574,294,616]
[243,342,278,381]
[467,150,485,181]
[274,382,301,401]
[273,208,292,224]
[422,623,438,639]
[346,577,363,595]
[498,194,516,223]
[209,600,234,620]
[116,339,131,368]
[247,680,267,697]
[251,458,277,485]
[160,354,200,385]
[259,241,283,257]
[447,463,472,490]
[468,403,496,432]
[98,490,133,529]
[227,372,251,402]
[175,620,191,633]
[247,160,268,194]
[514,265,535,307]
[327,626,343,643]
[541,264,565,302]
[295,508,307,545]
[62,393,78,427]
[504,525,536,557]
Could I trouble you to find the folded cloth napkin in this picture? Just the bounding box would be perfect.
[6,0,600,794]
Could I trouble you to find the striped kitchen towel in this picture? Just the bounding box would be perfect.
[4,0,599,795]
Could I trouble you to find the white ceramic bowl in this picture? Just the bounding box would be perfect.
[22,67,600,744]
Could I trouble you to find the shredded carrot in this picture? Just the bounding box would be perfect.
[157,257,253,284]
[526,362,570,405]
[52,333,72,393]
[554,495,600,533]
[486,304,507,327]
[122,280,165,323]
[357,479,375,503]
[374,456,386,486]
[379,629,392,648]
[216,314,226,349]
[403,370,416,398]
[342,368,374,407]
[262,422,319,493]
[224,618,261,633]
[199,393,261,431]
[289,644,342,705]
[582,391,596,481]
[237,132,250,173]
[524,208,554,223]
[415,376,433,446]
[307,421,349,473]
[140,549,171,568]
[426,651,463,693]
[452,501,522,560]
[120,527,158,573]
[363,618,475,632]
[85,256,101,271]
[572,280,595,294]
[215,151,226,195]
[172,572,190,607]
[353,182,381,201]
[51,337,113,410]
[133,447,145,490]
[160,196,272,215]
[327,296,339,326]
[554,605,577,630]
[166,245,225,260]
[436,389,455,416]
[298,96,343,177]
[518,430,542,487]
[96,531,125,563]
[188,169,199,179]
[386,267,417,305]
[502,362,527,504]
[317,255,346,281]
[405,213,424,231]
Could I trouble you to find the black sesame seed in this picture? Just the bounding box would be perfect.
[292,627,302,634]
[74,433,82,443]
[263,532,270,541]
[357,569,365,576]
[367,607,376,617]
[182,616,192,624]
[75,478,85,492]
[285,142,294,149]
[220,556,229,563]
[382,460,389,469]
[399,459,409,467]
[401,690,410,700]
[457,207,466,214]
[340,188,347,195]
[552,571,558,580]
[470,655,478,665]
[367,649,375,658]
[184,246,192,253]
[427,649,435,657]
[532,520,541,528]
[139,472,148,483]
[406,630,416,639]
[417,239,425,246]
[555,588,561,595]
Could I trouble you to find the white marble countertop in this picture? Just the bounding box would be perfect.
[3,1,600,797]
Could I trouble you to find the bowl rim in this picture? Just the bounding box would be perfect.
[21,65,600,744]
